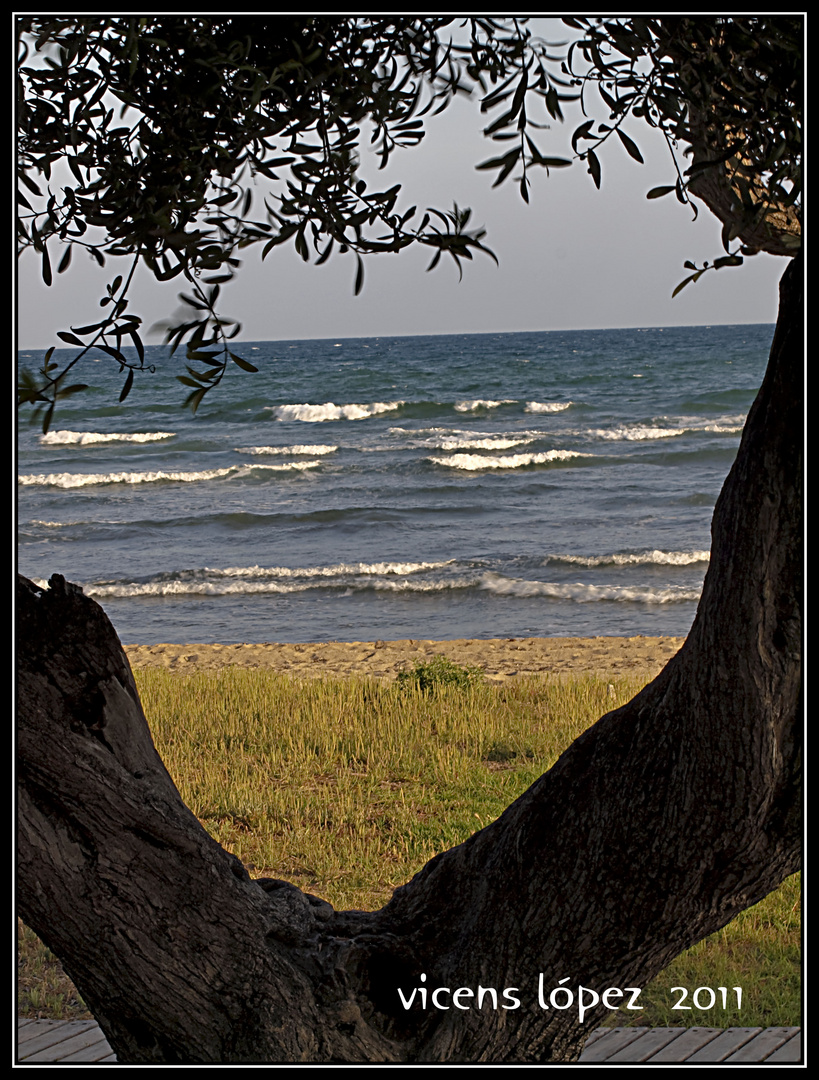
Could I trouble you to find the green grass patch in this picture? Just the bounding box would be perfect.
[17,919,90,1020]
[18,669,801,1028]
[395,655,485,693]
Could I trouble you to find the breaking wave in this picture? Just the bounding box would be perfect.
[428,449,591,470]
[207,560,451,579]
[39,430,175,446]
[477,573,701,603]
[546,550,710,568]
[454,399,516,412]
[524,401,572,413]
[432,436,538,451]
[588,415,747,441]
[235,444,338,455]
[83,560,456,599]
[18,461,319,487]
[386,427,541,451]
[268,401,403,422]
[81,562,702,605]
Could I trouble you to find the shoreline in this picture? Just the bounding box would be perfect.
[125,635,685,682]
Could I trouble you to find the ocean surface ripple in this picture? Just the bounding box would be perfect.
[18,324,771,643]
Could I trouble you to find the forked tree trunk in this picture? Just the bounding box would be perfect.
[17,257,801,1064]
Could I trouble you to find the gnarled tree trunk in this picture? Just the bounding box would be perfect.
[17,257,801,1063]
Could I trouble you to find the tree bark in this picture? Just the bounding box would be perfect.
[682,100,801,257]
[17,257,801,1064]
[654,19,802,258]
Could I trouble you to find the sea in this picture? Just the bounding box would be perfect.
[17,324,773,645]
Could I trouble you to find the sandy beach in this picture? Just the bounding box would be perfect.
[125,635,685,682]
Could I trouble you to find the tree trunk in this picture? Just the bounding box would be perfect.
[17,257,801,1064]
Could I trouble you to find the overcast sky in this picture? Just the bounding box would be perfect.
[16,20,787,351]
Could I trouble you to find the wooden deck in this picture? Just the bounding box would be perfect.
[16,1018,802,1064]
[17,1019,116,1064]
[579,1026,802,1064]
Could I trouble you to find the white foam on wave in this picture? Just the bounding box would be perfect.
[368,578,471,593]
[19,460,320,487]
[214,560,451,579]
[388,426,449,435]
[549,549,710,568]
[590,424,682,441]
[89,579,310,598]
[589,414,746,442]
[700,423,744,434]
[39,430,175,445]
[434,436,537,451]
[82,561,703,603]
[86,560,455,598]
[478,573,701,603]
[269,401,403,422]
[524,401,572,413]
[454,399,516,412]
[90,577,459,598]
[677,413,747,433]
[238,461,321,473]
[428,449,590,471]
[387,427,540,451]
[18,467,239,488]
[236,444,338,455]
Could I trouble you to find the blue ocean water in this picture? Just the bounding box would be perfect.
[18,324,773,644]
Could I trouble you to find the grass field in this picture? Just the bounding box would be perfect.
[18,666,801,1029]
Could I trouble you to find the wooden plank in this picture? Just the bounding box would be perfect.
[23,1026,113,1064]
[724,1026,803,1063]
[17,1020,98,1059]
[686,1027,762,1062]
[578,1027,646,1062]
[17,1018,70,1045]
[605,1027,687,1062]
[644,1026,722,1062]
[57,1034,117,1063]
[581,1026,609,1048]
[764,1031,803,1063]
[15,1018,802,1065]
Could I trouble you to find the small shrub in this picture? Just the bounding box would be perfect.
[395,656,484,694]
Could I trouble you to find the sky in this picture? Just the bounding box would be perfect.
[16,19,787,351]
